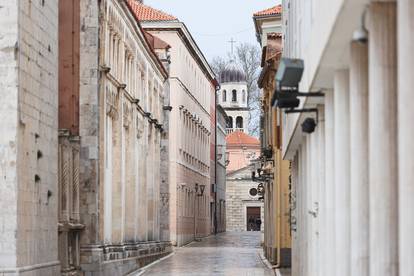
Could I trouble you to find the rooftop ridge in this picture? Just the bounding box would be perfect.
[253,5,282,17]
[128,0,178,22]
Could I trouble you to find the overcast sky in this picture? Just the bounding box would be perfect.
[145,0,280,61]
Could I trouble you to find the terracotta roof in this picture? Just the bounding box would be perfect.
[127,0,177,22]
[226,131,260,146]
[253,5,282,17]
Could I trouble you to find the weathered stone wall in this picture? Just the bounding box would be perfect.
[78,0,100,251]
[0,0,60,274]
[0,0,19,270]
[226,169,264,232]
[77,0,172,274]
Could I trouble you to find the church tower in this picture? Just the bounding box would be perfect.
[218,61,249,134]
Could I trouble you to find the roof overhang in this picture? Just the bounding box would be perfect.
[253,13,282,45]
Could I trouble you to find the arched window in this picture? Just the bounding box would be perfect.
[232,90,237,102]
[242,90,246,103]
[222,90,227,102]
[226,116,233,129]
[236,116,243,129]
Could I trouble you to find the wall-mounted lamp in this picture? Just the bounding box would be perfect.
[194,183,205,197]
[352,6,368,44]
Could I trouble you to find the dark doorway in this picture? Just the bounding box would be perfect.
[246,207,261,231]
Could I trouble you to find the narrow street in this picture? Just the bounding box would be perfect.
[138,232,273,276]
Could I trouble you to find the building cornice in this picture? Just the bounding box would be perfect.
[141,21,217,84]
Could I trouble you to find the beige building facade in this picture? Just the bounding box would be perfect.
[135,3,218,247]
[253,5,292,268]
[0,0,60,275]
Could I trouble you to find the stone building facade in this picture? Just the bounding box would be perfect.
[225,132,262,232]
[0,0,60,275]
[226,166,264,232]
[133,3,218,247]
[57,0,172,275]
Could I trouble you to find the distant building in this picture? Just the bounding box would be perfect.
[225,131,263,232]
[226,131,260,173]
[217,62,250,134]
[132,2,218,246]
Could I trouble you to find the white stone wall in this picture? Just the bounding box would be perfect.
[0,0,60,274]
[0,0,19,269]
[218,82,249,133]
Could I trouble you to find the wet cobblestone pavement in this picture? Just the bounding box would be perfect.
[140,232,273,276]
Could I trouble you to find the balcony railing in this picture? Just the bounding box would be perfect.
[226,128,244,134]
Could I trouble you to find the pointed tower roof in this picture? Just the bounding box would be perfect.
[219,60,246,83]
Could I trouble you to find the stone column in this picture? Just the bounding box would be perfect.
[334,70,350,276]
[317,106,326,276]
[112,96,123,243]
[349,41,369,276]
[291,154,300,276]
[324,91,335,276]
[368,2,398,276]
[398,1,414,275]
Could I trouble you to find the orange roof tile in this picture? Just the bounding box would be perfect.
[127,0,177,22]
[226,131,260,146]
[253,5,282,17]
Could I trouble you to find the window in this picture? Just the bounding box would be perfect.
[226,117,233,129]
[242,90,246,103]
[222,90,227,102]
[236,116,243,129]
[232,90,237,102]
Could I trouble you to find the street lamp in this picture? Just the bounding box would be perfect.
[194,183,206,241]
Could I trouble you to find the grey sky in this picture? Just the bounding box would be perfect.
[145,0,280,62]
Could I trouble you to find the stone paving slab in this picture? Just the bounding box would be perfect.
[138,232,274,276]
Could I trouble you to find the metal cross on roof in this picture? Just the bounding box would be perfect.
[228,38,237,55]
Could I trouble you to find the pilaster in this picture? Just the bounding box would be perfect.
[398,1,414,275]
[324,90,335,276]
[368,2,398,275]
[349,41,369,276]
[333,69,350,276]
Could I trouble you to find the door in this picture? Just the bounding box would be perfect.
[246,207,261,231]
